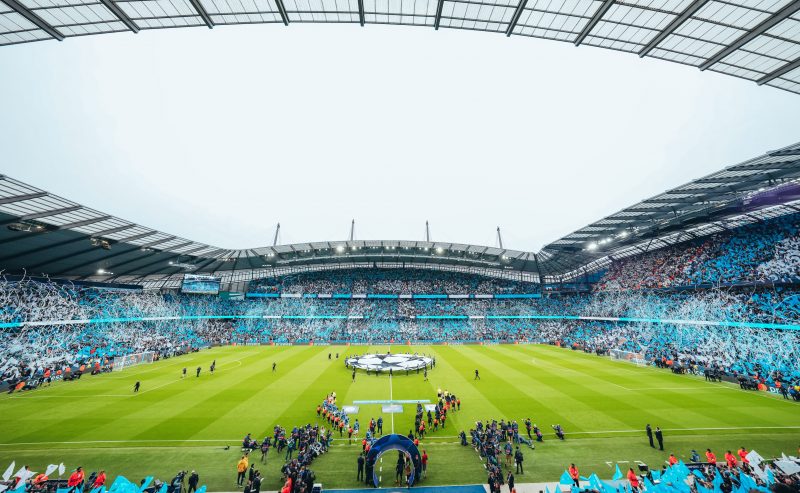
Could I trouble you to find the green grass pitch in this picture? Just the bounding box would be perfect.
[1,344,798,491]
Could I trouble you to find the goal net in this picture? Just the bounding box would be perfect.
[113,351,155,371]
[609,349,648,367]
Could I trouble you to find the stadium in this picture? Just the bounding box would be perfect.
[1,4,800,493]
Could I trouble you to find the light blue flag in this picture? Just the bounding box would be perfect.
[652,471,661,481]
[89,487,104,493]
[696,481,711,493]
[766,468,775,486]
[56,488,73,493]
[735,479,750,493]
[712,471,723,493]
[739,472,755,491]
[194,486,206,493]
[11,483,26,493]
[613,465,623,481]
[589,473,602,490]
[546,485,552,493]
[108,476,132,493]
[139,476,153,492]
[560,471,573,485]
[156,483,167,493]
[675,477,692,493]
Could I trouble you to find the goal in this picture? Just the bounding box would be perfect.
[113,351,155,371]
[609,349,648,367]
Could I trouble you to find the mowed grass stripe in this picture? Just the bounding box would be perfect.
[533,345,800,418]
[490,344,704,431]
[127,346,300,441]
[0,349,247,444]
[458,344,631,432]
[503,345,798,433]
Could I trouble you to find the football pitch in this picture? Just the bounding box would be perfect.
[1,344,798,491]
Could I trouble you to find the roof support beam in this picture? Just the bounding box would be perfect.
[109,252,188,279]
[768,148,800,157]
[434,0,444,29]
[58,215,113,229]
[638,0,709,58]
[574,0,614,46]
[0,192,48,205]
[2,0,64,40]
[274,0,289,25]
[192,257,222,274]
[0,205,82,226]
[699,0,800,71]
[505,0,527,36]
[0,223,133,250]
[47,235,175,274]
[98,0,139,32]
[0,236,88,262]
[115,231,158,244]
[357,0,364,26]
[187,0,215,28]
[758,57,800,85]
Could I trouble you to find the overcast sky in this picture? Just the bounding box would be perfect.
[1,24,799,253]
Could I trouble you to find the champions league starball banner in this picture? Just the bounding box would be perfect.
[345,353,432,372]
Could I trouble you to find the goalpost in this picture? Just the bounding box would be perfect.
[113,351,155,371]
[609,349,648,367]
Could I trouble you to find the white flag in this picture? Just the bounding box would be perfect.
[18,469,35,482]
[45,464,59,476]
[58,463,66,476]
[1,462,14,481]
[746,450,764,467]
[775,460,800,476]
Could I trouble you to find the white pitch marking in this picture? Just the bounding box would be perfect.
[389,372,394,434]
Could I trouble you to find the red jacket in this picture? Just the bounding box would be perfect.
[627,470,639,488]
[93,473,106,488]
[738,449,749,464]
[67,471,85,487]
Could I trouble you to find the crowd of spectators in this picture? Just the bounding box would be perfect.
[596,213,800,290]
[247,268,539,295]
[4,212,800,396]
[565,445,800,493]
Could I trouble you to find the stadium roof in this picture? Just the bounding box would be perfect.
[539,139,800,279]
[1,0,800,95]
[0,140,799,287]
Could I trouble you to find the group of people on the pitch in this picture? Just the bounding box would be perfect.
[471,418,528,493]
